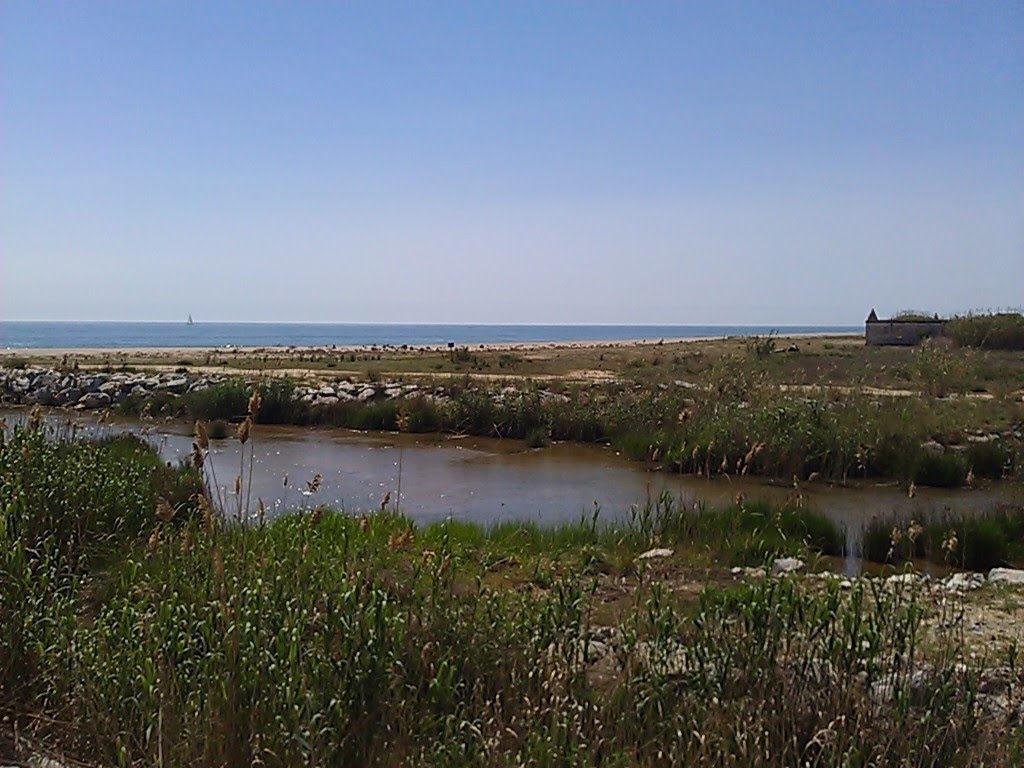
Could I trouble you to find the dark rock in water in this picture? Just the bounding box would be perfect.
[56,387,82,405]
[26,386,53,406]
[79,391,111,409]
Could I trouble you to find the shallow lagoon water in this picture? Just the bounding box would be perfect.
[10,411,1021,557]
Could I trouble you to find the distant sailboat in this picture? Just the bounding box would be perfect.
[187,314,194,325]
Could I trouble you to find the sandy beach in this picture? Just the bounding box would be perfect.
[1,332,861,361]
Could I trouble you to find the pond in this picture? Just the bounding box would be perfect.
[7,409,1022,571]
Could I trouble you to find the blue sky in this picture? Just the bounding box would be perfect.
[2,2,1021,324]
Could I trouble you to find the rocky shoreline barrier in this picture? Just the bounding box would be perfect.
[0,367,229,409]
[0,366,575,412]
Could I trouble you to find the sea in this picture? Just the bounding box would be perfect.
[0,321,859,350]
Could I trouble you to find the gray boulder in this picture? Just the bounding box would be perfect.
[989,568,1024,586]
[79,377,102,394]
[27,387,53,406]
[56,387,82,405]
[944,572,985,592]
[155,377,188,393]
[79,391,111,409]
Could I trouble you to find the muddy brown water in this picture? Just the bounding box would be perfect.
[6,411,1023,571]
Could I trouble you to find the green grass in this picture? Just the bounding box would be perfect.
[948,312,1024,350]
[860,505,1024,570]
[1,424,1019,766]
[99,348,1024,490]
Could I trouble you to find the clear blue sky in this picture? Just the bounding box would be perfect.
[2,2,1021,324]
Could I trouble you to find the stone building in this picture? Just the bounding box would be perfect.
[865,309,947,346]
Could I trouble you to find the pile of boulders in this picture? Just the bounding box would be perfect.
[0,367,224,410]
[295,381,433,406]
[0,366,577,413]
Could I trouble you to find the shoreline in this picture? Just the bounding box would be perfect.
[1,331,862,359]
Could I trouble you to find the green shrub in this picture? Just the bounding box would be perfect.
[524,426,550,448]
[966,441,1015,479]
[913,452,968,488]
[947,312,1024,350]
[861,506,1024,569]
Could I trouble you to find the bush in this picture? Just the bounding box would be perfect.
[966,441,1015,479]
[861,506,1024,570]
[947,312,1024,350]
[525,426,550,448]
[913,452,968,488]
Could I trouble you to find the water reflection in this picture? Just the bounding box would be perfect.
[6,411,1022,551]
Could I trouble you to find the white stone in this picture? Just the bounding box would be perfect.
[944,572,985,592]
[637,547,674,560]
[770,557,805,576]
[885,573,921,587]
[988,568,1024,586]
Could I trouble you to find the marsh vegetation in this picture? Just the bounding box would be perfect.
[2,415,1023,766]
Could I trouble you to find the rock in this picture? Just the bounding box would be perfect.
[839,579,853,590]
[27,386,53,405]
[356,387,377,402]
[588,625,622,646]
[885,573,923,587]
[314,396,339,407]
[56,387,82,405]
[976,693,1011,719]
[919,440,946,456]
[637,548,674,560]
[979,666,1015,695]
[155,377,188,393]
[944,572,985,592]
[98,380,121,394]
[989,568,1024,586]
[79,391,111,409]
[770,557,805,577]
[27,756,71,768]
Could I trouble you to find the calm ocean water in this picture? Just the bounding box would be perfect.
[0,322,858,350]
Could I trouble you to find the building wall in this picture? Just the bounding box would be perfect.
[865,321,947,346]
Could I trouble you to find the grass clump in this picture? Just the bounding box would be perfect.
[861,505,1024,570]
[629,493,844,565]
